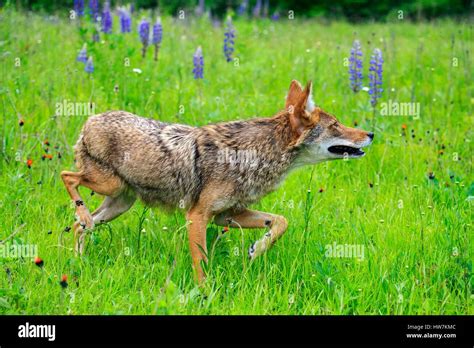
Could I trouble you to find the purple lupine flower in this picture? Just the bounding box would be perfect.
[193,46,204,79]
[77,44,88,63]
[271,11,280,20]
[252,0,262,17]
[349,40,363,93]
[89,0,99,21]
[138,19,150,58]
[119,8,132,33]
[74,0,84,17]
[237,0,248,16]
[102,1,113,34]
[152,17,163,61]
[223,17,235,63]
[369,48,383,106]
[85,57,94,73]
[152,17,163,45]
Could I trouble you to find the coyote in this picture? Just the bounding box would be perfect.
[61,80,374,283]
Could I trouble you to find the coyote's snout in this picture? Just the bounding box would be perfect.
[61,80,374,283]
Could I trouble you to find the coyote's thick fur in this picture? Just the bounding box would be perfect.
[61,80,374,283]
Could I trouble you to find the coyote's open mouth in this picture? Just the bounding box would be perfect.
[328,145,365,157]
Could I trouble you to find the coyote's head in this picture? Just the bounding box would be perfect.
[285,80,374,166]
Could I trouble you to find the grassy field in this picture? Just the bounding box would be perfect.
[0,7,472,315]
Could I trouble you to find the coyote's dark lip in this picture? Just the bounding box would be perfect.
[328,145,365,156]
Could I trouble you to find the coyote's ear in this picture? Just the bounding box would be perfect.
[285,80,303,109]
[297,81,313,112]
[287,80,314,113]
[303,81,315,112]
[288,81,317,137]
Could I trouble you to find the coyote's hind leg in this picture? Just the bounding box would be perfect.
[61,171,93,228]
[92,193,136,225]
[61,171,94,254]
[70,192,135,255]
[61,158,126,254]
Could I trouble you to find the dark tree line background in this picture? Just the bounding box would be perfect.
[5,0,473,20]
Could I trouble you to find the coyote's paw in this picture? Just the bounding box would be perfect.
[248,242,257,260]
[75,207,94,230]
[249,232,273,260]
[73,219,91,256]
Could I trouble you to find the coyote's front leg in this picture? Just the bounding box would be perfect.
[214,208,289,260]
[186,207,211,284]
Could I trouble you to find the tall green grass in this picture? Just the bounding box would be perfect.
[0,8,472,314]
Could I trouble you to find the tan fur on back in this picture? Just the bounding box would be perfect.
[75,110,301,214]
